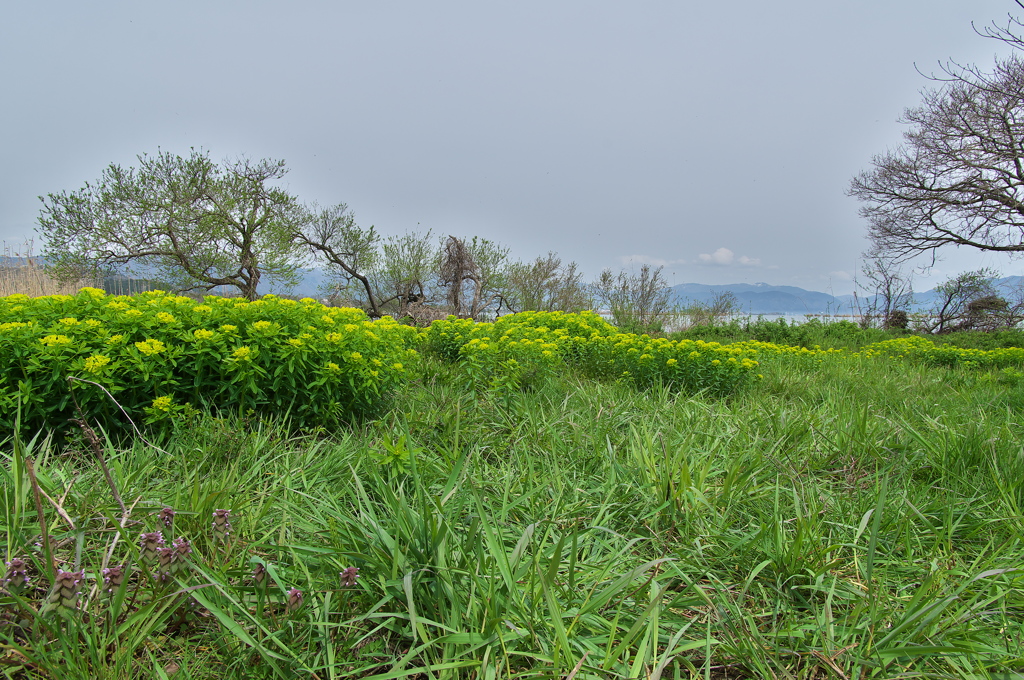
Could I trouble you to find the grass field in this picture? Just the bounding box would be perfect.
[2,307,1024,678]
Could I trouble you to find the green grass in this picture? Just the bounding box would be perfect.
[2,344,1023,678]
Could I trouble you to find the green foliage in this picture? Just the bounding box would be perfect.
[5,315,1024,679]
[0,288,419,435]
[424,310,761,398]
[862,335,1024,369]
[593,264,676,334]
[925,268,1008,333]
[679,290,739,328]
[674,316,895,351]
[933,327,1024,350]
[4,344,1024,677]
[502,252,592,313]
[37,150,307,301]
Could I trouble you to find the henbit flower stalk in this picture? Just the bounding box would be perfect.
[286,587,303,614]
[156,546,175,583]
[340,566,360,588]
[252,563,267,586]
[157,507,176,529]
[211,509,232,544]
[139,531,165,563]
[101,565,125,597]
[46,570,85,612]
[170,537,192,575]
[3,558,30,594]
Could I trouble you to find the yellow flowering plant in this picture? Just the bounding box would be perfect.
[0,288,421,434]
[423,311,760,397]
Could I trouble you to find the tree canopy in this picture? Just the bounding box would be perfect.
[37,149,679,327]
[849,15,1024,265]
[37,149,306,300]
[850,52,1024,262]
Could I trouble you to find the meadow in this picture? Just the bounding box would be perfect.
[1,290,1023,679]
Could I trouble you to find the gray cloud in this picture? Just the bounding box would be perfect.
[1,0,1020,297]
[697,248,761,267]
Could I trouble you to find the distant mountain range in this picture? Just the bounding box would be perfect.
[670,282,855,315]
[670,277,1024,316]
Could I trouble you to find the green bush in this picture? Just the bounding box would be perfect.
[424,311,760,397]
[0,288,420,435]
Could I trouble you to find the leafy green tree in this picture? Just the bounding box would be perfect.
[37,149,307,300]
[681,290,739,328]
[594,264,676,334]
[924,268,1019,333]
[502,252,592,313]
[374,230,439,316]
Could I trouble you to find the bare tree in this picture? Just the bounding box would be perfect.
[438,235,508,319]
[293,203,382,312]
[973,4,1024,52]
[849,46,1024,263]
[857,247,914,328]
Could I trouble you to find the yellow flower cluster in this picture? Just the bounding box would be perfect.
[425,311,760,396]
[0,287,421,432]
[135,339,167,355]
[83,355,111,373]
[151,396,173,412]
[40,334,73,347]
[860,336,1024,369]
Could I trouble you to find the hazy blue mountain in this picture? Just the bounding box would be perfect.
[670,276,1024,316]
[670,282,856,315]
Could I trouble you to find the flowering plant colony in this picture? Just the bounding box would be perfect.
[7,289,1023,435]
[0,288,419,433]
[424,310,761,397]
[858,335,1024,369]
[0,295,767,434]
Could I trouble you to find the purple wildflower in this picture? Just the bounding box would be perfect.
[340,566,360,588]
[139,531,165,563]
[286,587,303,613]
[252,563,267,586]
[3,558,29,593]
[157,507,176,529]
[169,537,192,575]
[47,570,84,611]
[211,509,232,544]
[101,565,125,596]
[156,545,175,582]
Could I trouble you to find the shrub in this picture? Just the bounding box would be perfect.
[0,289,420,435]
[424,311,760,397]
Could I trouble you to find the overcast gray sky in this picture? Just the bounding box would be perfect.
[3,0,1023,295]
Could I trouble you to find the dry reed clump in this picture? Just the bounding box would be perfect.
[0,259,94,297]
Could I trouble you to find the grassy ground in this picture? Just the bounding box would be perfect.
[2,340,1024,678]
